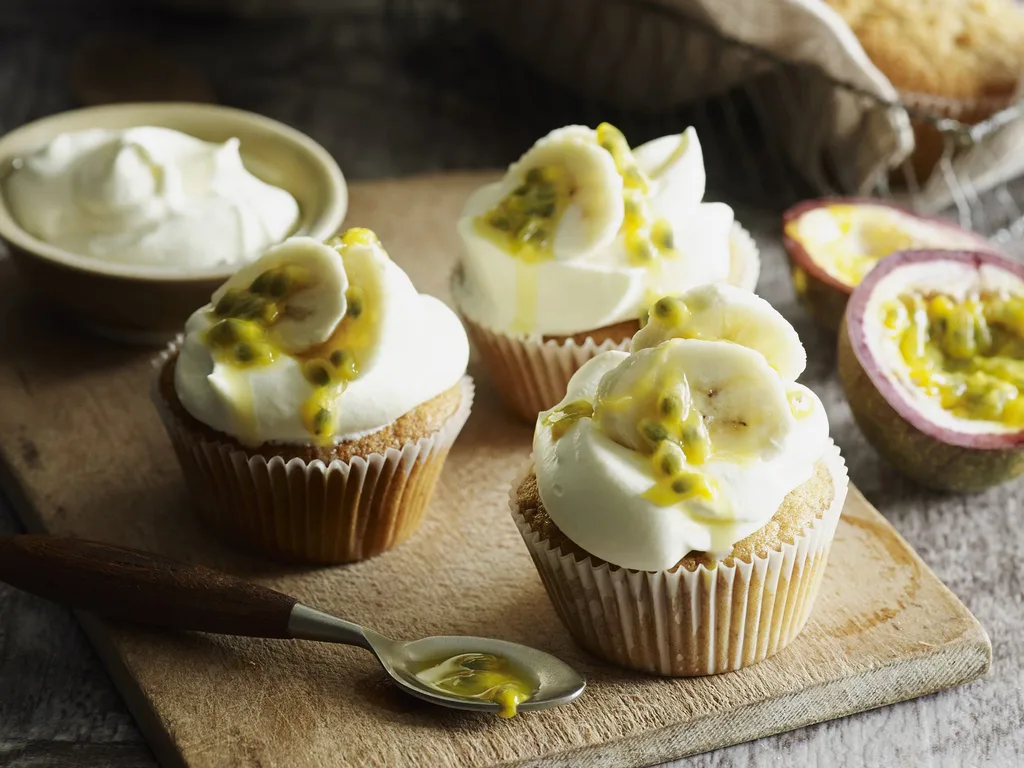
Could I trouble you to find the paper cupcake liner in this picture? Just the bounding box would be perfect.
[151,343,474,565]
[510,440,848,676]
[461,318,630,423]
[459,221,760,422]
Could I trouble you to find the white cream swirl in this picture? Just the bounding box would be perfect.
[175,234,469,446]
[5,126,299,269]
[454,125,751,336]
[533,285,829,571]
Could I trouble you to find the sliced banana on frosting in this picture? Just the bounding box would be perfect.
[479,125,624,262]
[595,339,792,460]
[633,284,807,381]
[211,237,348,355]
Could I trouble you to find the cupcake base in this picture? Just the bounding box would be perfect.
[153,348,474,564]
[510,441,848,676]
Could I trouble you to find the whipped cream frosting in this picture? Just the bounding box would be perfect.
[454,124,744,337]
[5,126,299,269]
[533,284,829,571]
[175,233,469,446]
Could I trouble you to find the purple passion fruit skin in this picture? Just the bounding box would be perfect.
[838,249,1024,492]
[783,198,996,336]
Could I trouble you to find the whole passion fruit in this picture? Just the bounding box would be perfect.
[838,249,1024,492]
[783,198,995,334]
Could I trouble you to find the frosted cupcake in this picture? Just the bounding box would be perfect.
[511,284,847,675]
[453,123,760,421]
[154,229,472,564]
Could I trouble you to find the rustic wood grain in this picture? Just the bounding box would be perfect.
[0,173,993,767]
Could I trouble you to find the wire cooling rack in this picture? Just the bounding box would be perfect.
[381,0,1024,242]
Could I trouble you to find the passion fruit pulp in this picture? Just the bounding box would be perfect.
[783,198,996,334]
[838,249,1024,492]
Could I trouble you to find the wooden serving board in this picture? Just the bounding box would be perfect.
[0,173,991,768]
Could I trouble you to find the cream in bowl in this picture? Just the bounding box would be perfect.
[0,102,346,343]
[5,126,300,269]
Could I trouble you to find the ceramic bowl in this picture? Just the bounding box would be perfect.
[0,102,347,343]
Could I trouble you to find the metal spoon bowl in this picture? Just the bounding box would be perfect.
[0,536,586,716]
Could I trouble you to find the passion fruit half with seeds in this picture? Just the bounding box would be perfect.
[838,249,1024,492]
[783,198,995,334]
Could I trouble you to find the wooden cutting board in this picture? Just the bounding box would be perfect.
[0,173,990,768]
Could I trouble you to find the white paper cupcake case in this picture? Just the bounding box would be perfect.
[151,343,474,564]
[510,440,848,676]
[460,221,761,422]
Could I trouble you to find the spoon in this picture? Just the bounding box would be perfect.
[0,535,585,716]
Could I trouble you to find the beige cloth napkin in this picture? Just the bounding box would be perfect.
[647,0,1024,212]
[477,0,1023,210]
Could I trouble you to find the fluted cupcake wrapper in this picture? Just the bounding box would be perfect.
[510,440,848,676]
[151,343,474,565]
[461,318,630,423]
[460,222,760,423]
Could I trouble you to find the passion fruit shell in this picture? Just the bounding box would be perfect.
[838,249,1024,492]
[783,198,995,335]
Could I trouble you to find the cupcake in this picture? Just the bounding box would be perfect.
[510,283,848,676]
[154,229,472,564]
[823,0,1024,180]
[453,123,760,422]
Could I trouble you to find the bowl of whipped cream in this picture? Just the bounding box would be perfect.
[0,102,347,342]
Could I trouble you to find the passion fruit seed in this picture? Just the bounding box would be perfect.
[650,296,690,326]
[650,219,674,251]
[232,342,273,367]
[303,360,333,388]
[671,475,695,495]
[345,287,364,319]
[659,391,686,419]
[213,289,244,317]
[653,441,686,477]
[625,230,656,263]
[329,348,359,380]
[206,318,249,347]
[642,469,715,506]
[312,407,333,436]
[639,419,670,446]
[680,413,711,465]
[623,190,648,225]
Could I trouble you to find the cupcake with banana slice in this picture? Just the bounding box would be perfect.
[154,229,472,564]
[511,283,847,676]
[453,123,760,421]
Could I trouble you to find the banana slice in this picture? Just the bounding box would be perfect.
[632,127,705,223]
[211,236,348,355]
[486,125,624,261]
[595,339,792,459]
[633,283,807,381]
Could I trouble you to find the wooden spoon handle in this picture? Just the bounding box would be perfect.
[0,535,298,638]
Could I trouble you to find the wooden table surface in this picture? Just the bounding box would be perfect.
[1,3,1023,767]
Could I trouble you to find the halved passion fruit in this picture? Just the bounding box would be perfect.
[783,199,995,334]
[838,249,1024,492]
